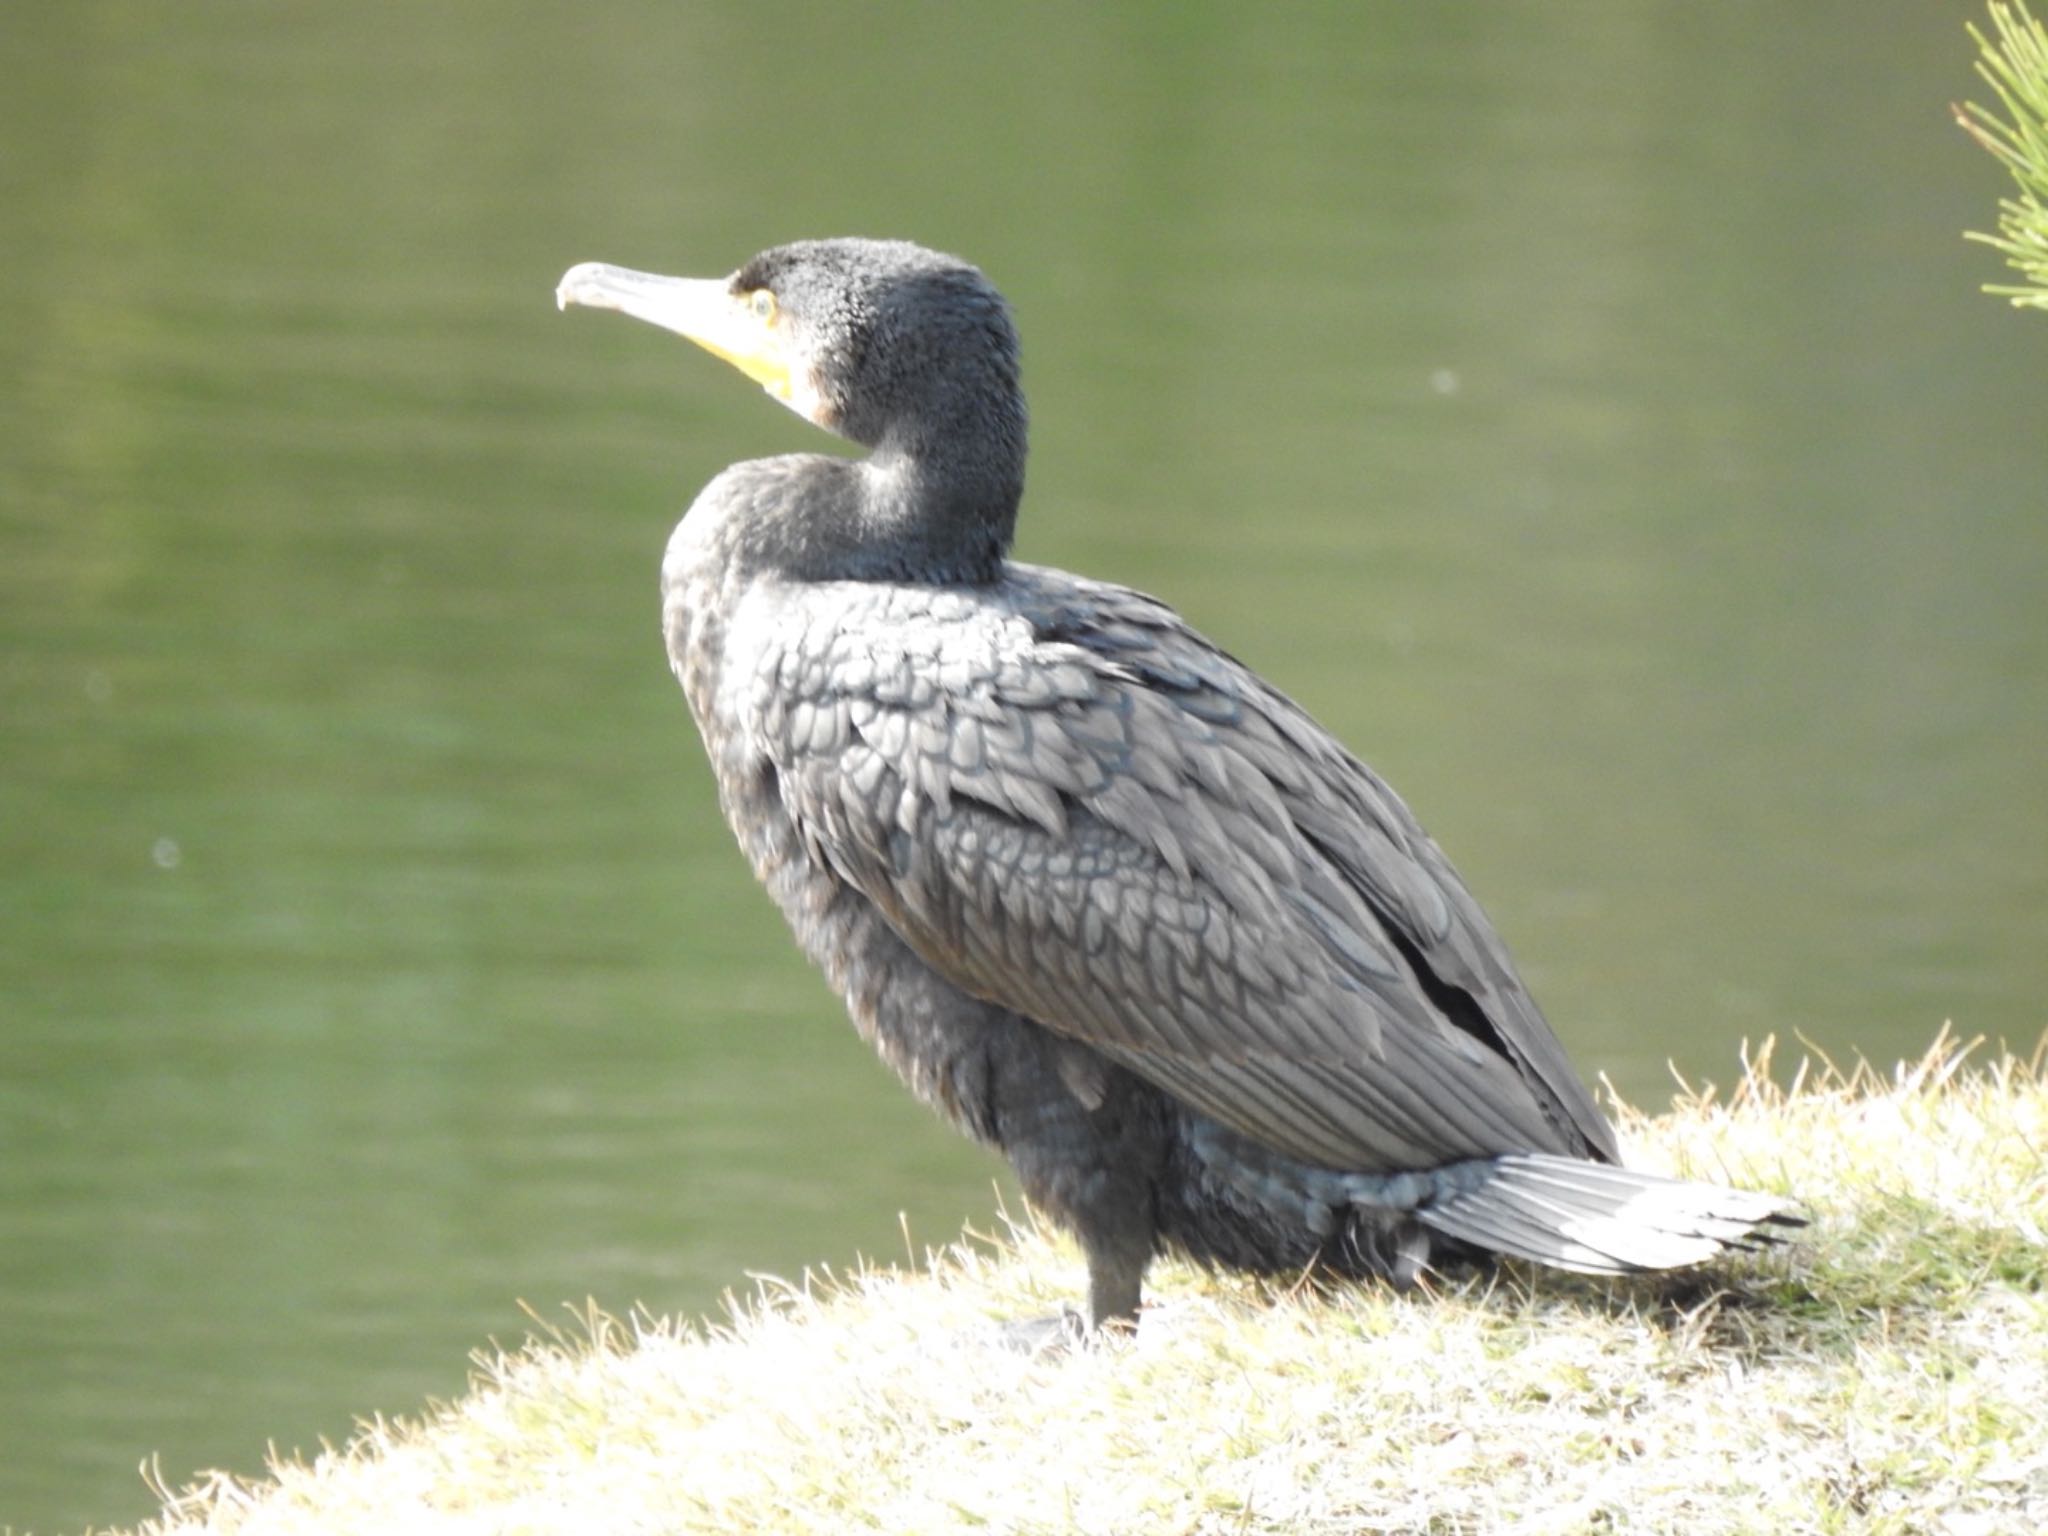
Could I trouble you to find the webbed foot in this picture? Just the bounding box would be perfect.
[996,1309,1090,1356]
[995,1306,1139,1356]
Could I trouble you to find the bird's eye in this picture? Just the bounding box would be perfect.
[748,288,778,323]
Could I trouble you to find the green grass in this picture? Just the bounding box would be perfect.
[119,1031,2045,1535]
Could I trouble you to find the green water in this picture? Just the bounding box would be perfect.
[3,3,2044,1529]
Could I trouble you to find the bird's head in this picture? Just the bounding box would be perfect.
[557,238,1024,463]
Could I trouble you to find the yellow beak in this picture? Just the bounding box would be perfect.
[555,262,793,401]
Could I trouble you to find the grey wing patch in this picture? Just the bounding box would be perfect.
[747,570,1606,1173]
[1012,566,1618,1161]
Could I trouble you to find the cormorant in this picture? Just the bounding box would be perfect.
[555,239,1800,1335]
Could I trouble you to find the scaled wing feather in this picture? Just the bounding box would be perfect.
[748,565,1615,1173]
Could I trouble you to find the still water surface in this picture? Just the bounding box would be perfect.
[3,3,2045,1529]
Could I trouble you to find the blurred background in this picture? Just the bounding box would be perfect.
[2,2,2043,1529]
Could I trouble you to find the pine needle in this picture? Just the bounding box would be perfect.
[1956,1,2048,310]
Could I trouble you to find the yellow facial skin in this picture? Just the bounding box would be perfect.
[556,262,796,405]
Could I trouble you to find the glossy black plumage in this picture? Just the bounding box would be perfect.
[557,238,1800,1331]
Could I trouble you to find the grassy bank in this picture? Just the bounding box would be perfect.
[117,1033,2044,1535]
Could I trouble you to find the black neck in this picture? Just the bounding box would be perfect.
[859,434,1021,583]
[721,445,1018,588]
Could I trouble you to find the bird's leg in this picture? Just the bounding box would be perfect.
[1085,1241,1145,1332]
[1077,1199,1150,1330]
[994,1225,1144,1355]
[988,1030,1166,1346]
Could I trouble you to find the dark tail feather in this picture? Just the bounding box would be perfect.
[1413,1154,1804,1275]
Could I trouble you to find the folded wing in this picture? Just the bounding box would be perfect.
[740,565,1620,1176]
